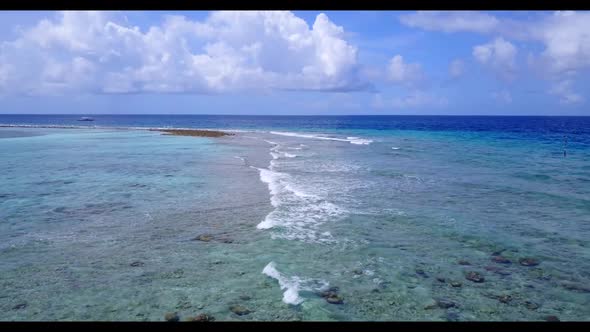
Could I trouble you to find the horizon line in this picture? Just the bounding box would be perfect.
[0,114,589,117]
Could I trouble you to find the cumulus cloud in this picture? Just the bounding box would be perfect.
[386,55,426,87]
[473,37,517,81]
[528,11,590,75]
[0,11,369,96]
[399,11,499,34]
[401,11,590,104]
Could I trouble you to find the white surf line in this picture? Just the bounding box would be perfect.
[269,131,373,145]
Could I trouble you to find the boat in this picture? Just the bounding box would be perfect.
[77,117,94,121]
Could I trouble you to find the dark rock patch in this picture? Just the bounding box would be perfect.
[457,260,471,266]
[491,256,512,264]
[436,277,446,283]
[230,305,251,316]
[164,312,180,322]
[524,301,539,310]
[186,313,215,322]
[519,258,540,267]
[193,234,213,242]
[485,293,513,304]
[465,271,485,283]
[445,312,460,321]
[52,207,68,213]
[155,129,234,138]
[130,261,145,267]
[436,298,457,309]
[491,249,506,256]
[561,282,590,293]
[162,269,185,279]
[239,295,252,301]
[450,281,463,288]
[325,294,344,304]
[12,303,27,310]
[415,268,429,278]
[320,287,344,305]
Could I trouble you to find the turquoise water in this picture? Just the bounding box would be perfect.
[1,120,589,321]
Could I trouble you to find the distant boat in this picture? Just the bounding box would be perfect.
[77,117,94,122]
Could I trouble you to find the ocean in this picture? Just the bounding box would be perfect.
[1,115,589,321]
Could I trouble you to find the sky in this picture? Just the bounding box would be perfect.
[0,10,588,115]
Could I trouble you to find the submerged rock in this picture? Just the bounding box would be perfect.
[325,294,344,304]
[491,256,512,264]
[239,295,252,301]
[130,261,145,267]
[436,277,446,283]
[186,313,215,322]
[230,305,251,316]
[12,303,27,310]
[193,234,213,242]
[491,248,507,256]
[164,312,180,322]
[519,258,540,267]
[524,301,539,310]
[423,300,438,310]
[436,298,457,309]
[450,281,463,288]
[485,293,513,304]
[320,287,344,305]
[561,281,590,293]
[465,271,485,283]
[415,268,429,278]
[445,312,460,321]
[457,260,471,266]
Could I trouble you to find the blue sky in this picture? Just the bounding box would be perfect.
[0,11,588,115]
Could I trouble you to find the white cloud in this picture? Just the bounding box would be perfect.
[473,37,517,81]
[449,59,464,78]
[529,11,590,75]
[372,91,448,109]
[548,80,583,104]
[399,11,499,34]
[386,55,425,87]
[0,11,368,96]
[401,11,590,104]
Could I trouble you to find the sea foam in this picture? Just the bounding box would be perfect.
[262,262,329,305]
[251,139,347,243]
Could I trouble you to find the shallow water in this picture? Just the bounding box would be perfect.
[1,116,589,321]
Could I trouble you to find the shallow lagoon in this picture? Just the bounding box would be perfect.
[1,123,589,321]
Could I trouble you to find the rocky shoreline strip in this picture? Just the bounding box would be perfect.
[151,129,234,138]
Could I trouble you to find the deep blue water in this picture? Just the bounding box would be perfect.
[1,114,589,137]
